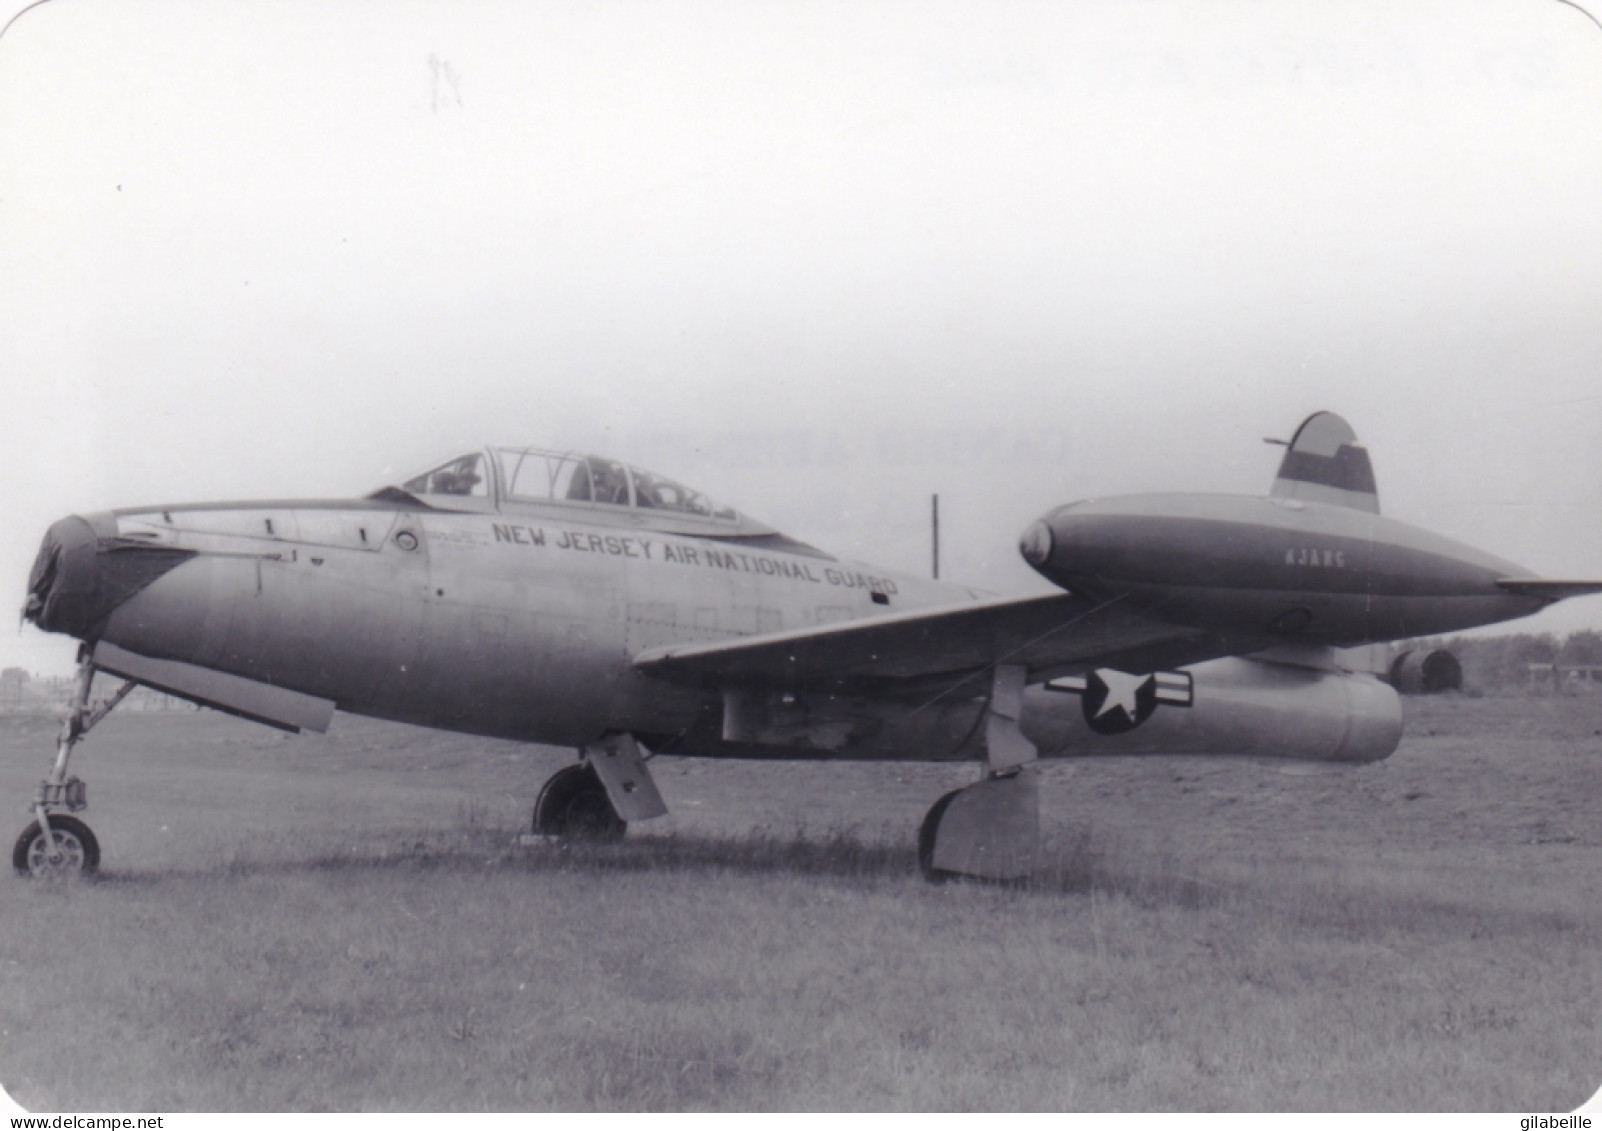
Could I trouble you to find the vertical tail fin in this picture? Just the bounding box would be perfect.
[1269,411,1380,514]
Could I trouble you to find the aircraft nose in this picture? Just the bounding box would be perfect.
[23,512,128,640]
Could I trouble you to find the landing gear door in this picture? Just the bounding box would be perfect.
[583,733,668,823]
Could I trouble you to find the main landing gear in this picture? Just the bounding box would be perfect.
[532,764,626,842]
[531,733,669,844]
[14,652,134,879]
[917,766,1040,882]
[916,663,1043,883]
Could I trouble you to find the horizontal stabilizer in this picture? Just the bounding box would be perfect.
[92,642,335,733]
[1494,579,1602,602]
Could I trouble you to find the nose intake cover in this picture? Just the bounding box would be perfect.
[24,514,194,641]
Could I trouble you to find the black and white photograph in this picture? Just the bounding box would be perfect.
[1,0,1600,1115]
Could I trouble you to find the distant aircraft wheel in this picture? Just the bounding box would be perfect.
[532,764,626,843]
[13,816,100,879]
[917,789,962,883]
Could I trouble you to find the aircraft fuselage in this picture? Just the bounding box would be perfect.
[27,493,1410,767]
[33,500,948,742]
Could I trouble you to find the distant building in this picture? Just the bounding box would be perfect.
[1528,663,1602,688]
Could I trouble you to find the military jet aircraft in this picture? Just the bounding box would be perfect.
[19,412,1602,880]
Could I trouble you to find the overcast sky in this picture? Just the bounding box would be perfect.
[3,0,1600,677]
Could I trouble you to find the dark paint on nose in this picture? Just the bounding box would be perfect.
[23,513,191,642]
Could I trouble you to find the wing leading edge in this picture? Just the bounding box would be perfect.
[632,591,1262,692]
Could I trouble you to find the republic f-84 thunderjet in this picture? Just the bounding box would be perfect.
[19,412,1602,880]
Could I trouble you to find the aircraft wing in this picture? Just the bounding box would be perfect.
[1495,579,1602,601]
[632,592,1262,691]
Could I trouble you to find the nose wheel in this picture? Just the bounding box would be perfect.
[13,650,133,880]
[13,816,99,878]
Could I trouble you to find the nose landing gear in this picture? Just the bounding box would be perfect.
[14,652,134,879]
[13,815,99,878]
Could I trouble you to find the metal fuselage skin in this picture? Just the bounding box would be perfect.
[46,498,969,749]
[25,483,1415,768]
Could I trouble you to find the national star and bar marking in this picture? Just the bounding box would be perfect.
[1045,668,1194,734]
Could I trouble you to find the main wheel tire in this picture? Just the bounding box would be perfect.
[917,789,962,883]
[532,764,626,843]
[13,816,100,879]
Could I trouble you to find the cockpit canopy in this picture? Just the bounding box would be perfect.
[386,447,742,523]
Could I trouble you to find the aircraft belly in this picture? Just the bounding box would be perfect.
[652,687,989,763]
[643,654,1400,766]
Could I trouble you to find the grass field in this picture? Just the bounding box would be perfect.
[0,690,1597,1111]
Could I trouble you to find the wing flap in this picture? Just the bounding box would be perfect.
[633,591,1240,689]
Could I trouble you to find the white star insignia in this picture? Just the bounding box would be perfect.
[1094,669,1147,720]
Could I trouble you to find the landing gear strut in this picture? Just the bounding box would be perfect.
[14,651,133,879]
[917,664,1042,882]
